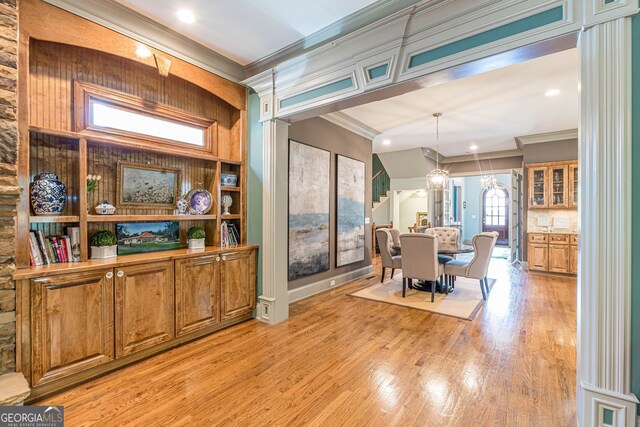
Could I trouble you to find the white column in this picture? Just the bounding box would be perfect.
[243,70,290,324]
[578,16,638,427]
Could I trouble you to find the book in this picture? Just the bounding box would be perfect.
[59,237,69,263]
[37,230,51,264]
[68,227,80,262]
[28,232,44,266]
[64,236,72,262]
[48,238,59,263]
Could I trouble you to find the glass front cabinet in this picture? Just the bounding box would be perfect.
[527,161,577,209]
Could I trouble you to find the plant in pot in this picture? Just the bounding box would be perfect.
[187,226,206,250]
[90,230,118,259]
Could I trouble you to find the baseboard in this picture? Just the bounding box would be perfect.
[288,265,374,303]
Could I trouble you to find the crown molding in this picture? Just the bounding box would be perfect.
[43,0,246,83]
[320,112,381,140]
[515,128,578,145]
[443,149,523,163]
[244,0,425,76]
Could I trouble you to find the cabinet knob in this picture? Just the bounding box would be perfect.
[222,256,227,261]
[216,257,221,262]
[105,272,113,279]
[116,270,124,278]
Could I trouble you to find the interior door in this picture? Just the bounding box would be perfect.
[511,170,523,262]
[482,185,509,246]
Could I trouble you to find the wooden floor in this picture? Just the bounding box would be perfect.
[36,258,577,426]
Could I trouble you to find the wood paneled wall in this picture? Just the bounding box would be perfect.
[29,39,241,161]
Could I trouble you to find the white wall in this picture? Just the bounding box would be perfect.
[398,191,428,233]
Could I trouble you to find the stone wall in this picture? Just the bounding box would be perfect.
[0,0,19,375]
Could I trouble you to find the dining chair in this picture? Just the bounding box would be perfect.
[375,228,402,283]
[399,233,443,302]
[443,232,498,300]
[389,228,401,248]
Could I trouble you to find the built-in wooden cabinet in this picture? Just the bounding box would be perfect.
[528,233,577,274]
[569,163,579,208]
[221,250,256,320]
[16,246,257,400]
[175,255,220,336]
[115,262,175,357]
[30,269,114,386]
[527,161,577,209]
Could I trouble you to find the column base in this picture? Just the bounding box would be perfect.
[256,296,276,324]
[580,382,638,427]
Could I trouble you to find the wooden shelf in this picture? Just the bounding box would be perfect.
[220,214,241,220]
[13,244,258,280]
[220,186,241,192]
[30,215,80,223]
[87,214,217,222]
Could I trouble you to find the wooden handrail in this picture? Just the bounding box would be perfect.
[372,167,386,181]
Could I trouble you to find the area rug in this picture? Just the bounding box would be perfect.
[350,276,496,320]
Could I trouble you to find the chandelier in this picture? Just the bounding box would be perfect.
[426,112,450,191]
[480,174,497,191]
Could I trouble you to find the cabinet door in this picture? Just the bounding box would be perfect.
[31,269,114,385]
[569,245,578,274]
[221,249,256,320]
[528,166,548,208]
[528,244,548,271]
[549,165,569,208]
[548,245,569,273]
[175,255,220,336]
[569,163,578,208]
[115,262,174,357]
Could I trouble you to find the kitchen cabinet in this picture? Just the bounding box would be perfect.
[528,233,577,274]
[527,161,577,209]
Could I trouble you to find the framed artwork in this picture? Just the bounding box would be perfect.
[288,140,330,280]
[117,161,180,209]
[336,155,365,267]
[416,212,430,226]
[116,221,181,255]
[187,188,213,214]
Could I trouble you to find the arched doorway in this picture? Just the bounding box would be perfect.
[482,185,509,246]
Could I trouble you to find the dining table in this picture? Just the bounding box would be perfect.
[390,242,474,294]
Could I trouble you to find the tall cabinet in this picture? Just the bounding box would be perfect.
[527,161,578,209]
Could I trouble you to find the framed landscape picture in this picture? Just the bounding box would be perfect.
[116,221,181,255]
[336,155,365,267]
[288,140,330,280]
[117,161,180,209]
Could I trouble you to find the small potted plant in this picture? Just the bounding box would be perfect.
[90,230,117,259]
[187,226,206,250]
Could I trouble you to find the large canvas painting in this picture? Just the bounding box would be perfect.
[336,155,365,267]
[288,140,330,280]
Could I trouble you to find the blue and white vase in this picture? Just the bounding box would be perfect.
[30,172,67,215]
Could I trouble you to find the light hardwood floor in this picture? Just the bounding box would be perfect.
[36,258,576,426]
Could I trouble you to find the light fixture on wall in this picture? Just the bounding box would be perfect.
[426,112,449,191]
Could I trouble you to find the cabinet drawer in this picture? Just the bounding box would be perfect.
[549,234,569,245]
[570,234,578,245]
[528,233,548,243]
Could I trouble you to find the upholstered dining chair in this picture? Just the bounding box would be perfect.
[389,228,401,249]
[399,233,443,302]
[375,228,402,283]
[443,232,498,300]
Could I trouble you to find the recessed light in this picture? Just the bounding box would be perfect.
[545,89,560,97]
[382,139,391,146]
[135,45,152,59]
[470,144,478,151]
[177,9,196,23]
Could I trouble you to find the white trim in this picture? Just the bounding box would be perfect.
[320,112,381,140]
[288,265,374,304]
[577,15,637,426]
[515,129,579,145]
[42,0,245,82]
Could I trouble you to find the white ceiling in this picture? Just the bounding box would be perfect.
[113,0,378,65]
[341,49,579,156]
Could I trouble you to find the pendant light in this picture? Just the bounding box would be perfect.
[479,157,497,191]
[426,112,450,191]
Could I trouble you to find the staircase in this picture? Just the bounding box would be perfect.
[372,154,390,211]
